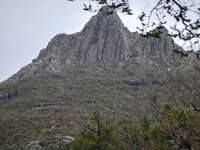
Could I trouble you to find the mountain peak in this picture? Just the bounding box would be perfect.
[8,6,179,81]
[99,5,115,15]
[82,5,129,34]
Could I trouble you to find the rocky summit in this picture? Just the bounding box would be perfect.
[10,6,182,81]
[0,6,199,150]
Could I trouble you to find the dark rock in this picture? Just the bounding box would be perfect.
[0,89,25,101]
[152,80,168,86]
[123,80,148,86]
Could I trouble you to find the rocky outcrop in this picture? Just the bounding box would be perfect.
[25,140,44,150]
[57,136,74,144]
[127,28,179,65]
[0,89,25,101]
[25,136,74,150]
[9,6,181,81]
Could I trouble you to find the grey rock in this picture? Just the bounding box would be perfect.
[25,140,44,150]
[57,136,74,144]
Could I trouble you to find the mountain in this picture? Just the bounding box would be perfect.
[9,6,180,81]
[0,6,199,149]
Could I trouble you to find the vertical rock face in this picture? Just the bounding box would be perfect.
[79,6,131,64]
[128,28,178,65]
[10,6,180,80]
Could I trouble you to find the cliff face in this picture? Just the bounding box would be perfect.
[10,6,179,80]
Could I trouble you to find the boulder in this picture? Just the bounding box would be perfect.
[25,140,44,150]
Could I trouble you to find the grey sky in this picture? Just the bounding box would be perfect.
[0,0,160,82]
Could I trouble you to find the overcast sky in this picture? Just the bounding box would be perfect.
[0,0,163,82]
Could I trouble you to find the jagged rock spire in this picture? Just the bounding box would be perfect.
[77,5,131,64]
